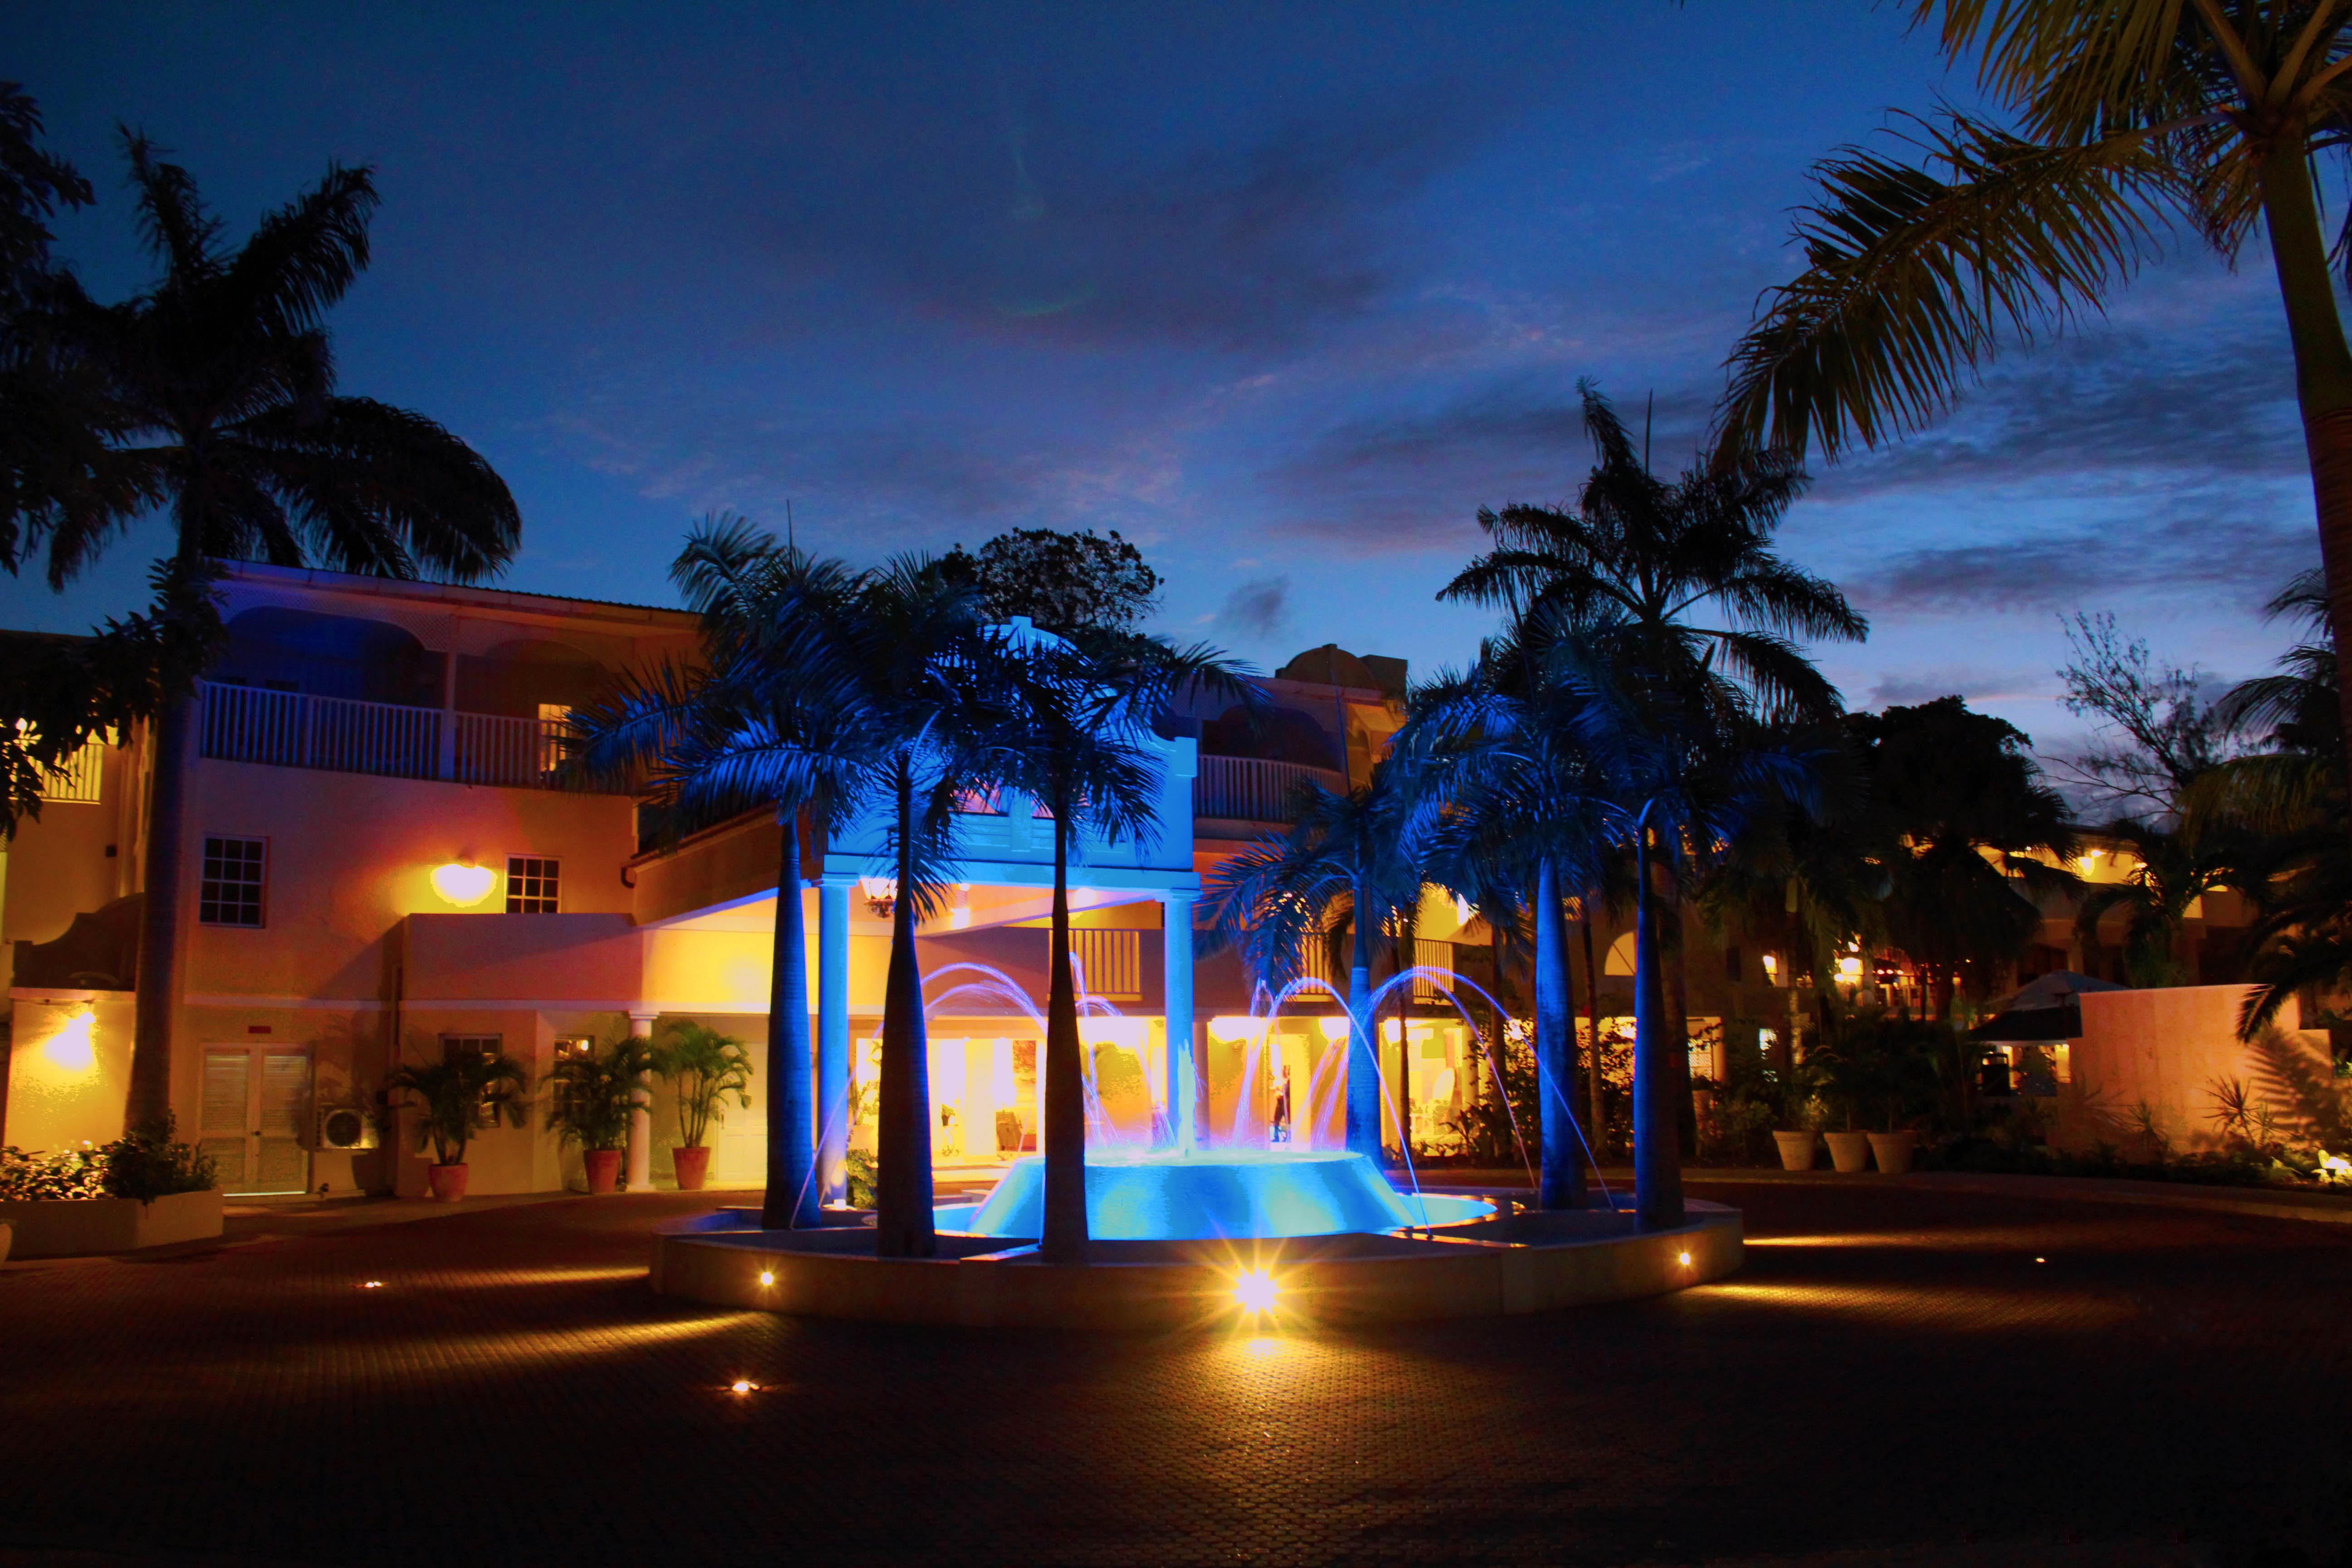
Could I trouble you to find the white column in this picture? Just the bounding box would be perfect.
[1162,890,1196,1153]
[626,1009,657,1192]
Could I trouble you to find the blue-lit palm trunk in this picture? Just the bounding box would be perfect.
[875,763,936,1257]
[1040,802,1089,1263]
[1534,855,1586,1210]
[1631,824,1684,1230]
[1344,898,1380,1159]
[762,814,819,1229]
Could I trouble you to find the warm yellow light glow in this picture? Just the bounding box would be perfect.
[430,862,496,906]
[1453,896,1473,927]
[729,1379,757,1394]
[362,1280,384,1289]
[41,1010,96,1073]
[1382,1018,1402,1044]
[1207,1015,1264,1043]
[1836,956,1863,980]
[1317,1016,1351,1042]
[758,1271,775,1287]
[1760,953,1778,979]
[1677,1250,1691,1267]
[1234,1268,1279,1313]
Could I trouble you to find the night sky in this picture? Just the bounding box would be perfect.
[7,3,2323,765]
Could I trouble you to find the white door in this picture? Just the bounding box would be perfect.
[200,1046,312,1196]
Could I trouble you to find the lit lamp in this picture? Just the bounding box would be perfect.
[1836,955,1864,984]
[1761,953,1778,981]
[430,861,497,907]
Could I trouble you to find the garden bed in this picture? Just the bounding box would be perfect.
[0,1187,224,1258]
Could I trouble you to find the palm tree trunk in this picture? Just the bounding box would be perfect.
[127,693,191,1131]
[1391,911,1413,1164]
[1579,906,1605,1150]
[1041,799,1089,1263]
[2258,137,2352,797]
[874,761,936,1258]
[1631,821,1684,1231]
[762,810,818,1230]
[1662,887,1697,1160]
[1344,895,1380,1159]
[1534,856,1586,1209]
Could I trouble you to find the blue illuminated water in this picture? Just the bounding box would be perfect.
[938,1150,1494,1241]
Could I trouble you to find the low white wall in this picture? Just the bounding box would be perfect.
[0,1187,223,1258]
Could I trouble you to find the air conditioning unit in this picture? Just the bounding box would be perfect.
[315,1105,378,1151]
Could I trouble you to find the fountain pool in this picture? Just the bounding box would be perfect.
[935,1151,1494,1241]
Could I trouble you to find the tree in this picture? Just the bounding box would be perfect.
[987,627,1250,1262]
[1715,2,2352,797]
[1202,760,1424,1166]
[2055,612,2241,822]
[2074,816,2245,986]
[1854,697,2077,1014]
[844,557,1004,1259]
[1400,632,1617,1209]
[15,135,518,1128]
[941,527,1161,637]
[570,514,873,1229]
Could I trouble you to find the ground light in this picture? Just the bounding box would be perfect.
[362,1281,384,1289]
[1677,1251,1691,1267]
[1234,1268,1279,1314]
[758,1271,774,1286]
[730,1380,757,1394]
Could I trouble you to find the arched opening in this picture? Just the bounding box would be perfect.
[213,608,438,707]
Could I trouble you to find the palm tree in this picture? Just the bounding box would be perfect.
[1853,698,2078,1015]
[569,515,872,1229]
[986,628,1250,1262]
[1202,760,1423,1165]
[2075,818,2245,986]
[1399,637,1615,1209]
[1715,2,2352,792]
[29,137,517,1127]
[1444,382,1866,723]
[843,557,1001,1259]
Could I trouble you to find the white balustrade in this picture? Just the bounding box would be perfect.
[198,683,588,791]
[1191,755,1341,824]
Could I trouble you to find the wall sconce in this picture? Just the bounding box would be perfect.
[42,1010,96,1073]
[1836,955,1864,982]
[430,862,497,907]
[949,883,971,930]
[1761,953,1779,980]
[859,876,897,919]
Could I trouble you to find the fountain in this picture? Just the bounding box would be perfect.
[649,958,1741,1328]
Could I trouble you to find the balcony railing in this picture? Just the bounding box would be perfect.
[1192,755,1343,824]
[198,682,596,791]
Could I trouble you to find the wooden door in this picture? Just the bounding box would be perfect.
[200,1046,312,1195]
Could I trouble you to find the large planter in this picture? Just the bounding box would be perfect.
[583,1148,624,1195]
[1867,1130,1918,1175]
[1823,1131,1873,1174]
[1771,1130,1818,1171]
[426,1163,471,1202]
[0,1188,223,1258]
[671,1145,712,1191]
[0,1221,11,1263]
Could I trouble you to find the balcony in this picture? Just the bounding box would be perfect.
[1191,755,1343,826]
[197,681,611,791]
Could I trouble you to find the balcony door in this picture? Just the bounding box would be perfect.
[200,1045,312,1196]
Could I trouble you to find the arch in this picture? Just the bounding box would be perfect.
[1604,932,1636,977]
[456,638,612,718]
[214,607,438,706]
[1198,704,1339,770]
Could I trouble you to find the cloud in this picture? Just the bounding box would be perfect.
[1217,575,1290,637]
[1852,515,2315,615]
[1864,668,2048,707]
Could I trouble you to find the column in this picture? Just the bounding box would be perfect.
[818,876,853,1205]
[1162,890,1197,1153]
[626,1009,657,1192]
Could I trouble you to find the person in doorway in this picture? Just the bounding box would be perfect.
[1270,1065,1292,1145]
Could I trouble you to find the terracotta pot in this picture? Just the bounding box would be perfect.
[671,1145,712,1191]
[426,1163,470,1202]
[1867,1130,1918,1175]
[583,1148,624,1195]
[1771,1130,1818,1171]
[1824,1131,1873,1174]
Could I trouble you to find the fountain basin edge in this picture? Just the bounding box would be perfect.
[649,1198,1742,1329]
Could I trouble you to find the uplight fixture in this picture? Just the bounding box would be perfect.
[40,1010,96,1073]
[1677,1251,1691,1267]
[758,1271,775,1287]
[362,1280,384,1290]
[430,861,496,907]
[1234,1269,1279,1313]
[730,1379,757,1395]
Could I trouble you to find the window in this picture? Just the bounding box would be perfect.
[536,703,572,776]
[506,857,560,914]
[200,837,268,926]
[440,1034,503,1065]
[549,1036,594,1122]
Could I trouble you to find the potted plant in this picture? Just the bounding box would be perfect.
[548,1034,653,1193]
[385,1053,529,1201]
[650,1022,752,1191]
[1770,1063,1825,1171]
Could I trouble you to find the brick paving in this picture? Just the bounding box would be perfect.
[0,1181,2345,1568]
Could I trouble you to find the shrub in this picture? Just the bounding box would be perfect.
[0,1144,107,1200]
[844,1147,878,1208]
[98,1115,217,1202]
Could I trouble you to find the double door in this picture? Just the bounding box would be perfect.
[200,1046,311,1196]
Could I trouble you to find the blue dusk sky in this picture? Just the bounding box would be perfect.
[6,3,2323,767]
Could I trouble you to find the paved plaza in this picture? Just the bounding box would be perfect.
[0,1179,2344,1568]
